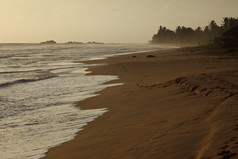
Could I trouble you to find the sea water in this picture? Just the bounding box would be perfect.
[0,43,169,159]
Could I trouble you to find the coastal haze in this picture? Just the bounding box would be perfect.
[1,0,238,159]
[0,0,238,43]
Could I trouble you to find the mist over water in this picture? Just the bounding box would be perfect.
[0,43,168,159]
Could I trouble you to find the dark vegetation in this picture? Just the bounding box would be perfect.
[151,17,238,46]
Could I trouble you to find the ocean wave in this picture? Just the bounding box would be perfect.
[0,74,57,88]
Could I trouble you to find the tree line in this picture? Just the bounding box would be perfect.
[151,17,238,45]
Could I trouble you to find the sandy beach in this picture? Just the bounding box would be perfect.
[44,47,238,159]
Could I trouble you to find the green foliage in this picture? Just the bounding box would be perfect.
[151,17,238,45]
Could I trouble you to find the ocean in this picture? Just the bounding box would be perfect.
[0,43,170,159]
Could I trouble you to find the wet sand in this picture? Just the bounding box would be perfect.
[44,47,238,159]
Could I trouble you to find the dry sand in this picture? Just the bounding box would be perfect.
[44,47,238,159]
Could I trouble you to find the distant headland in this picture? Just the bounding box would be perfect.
[86,41,104,44]
[65,41,83,44]
[40,40,57,44]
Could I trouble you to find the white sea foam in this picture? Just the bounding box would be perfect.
[0,43,167,159]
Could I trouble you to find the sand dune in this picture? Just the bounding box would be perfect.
[44,47,238,159]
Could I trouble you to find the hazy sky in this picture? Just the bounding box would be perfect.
[0,0,237,43]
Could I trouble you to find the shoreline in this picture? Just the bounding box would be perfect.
[44,47,238,159]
